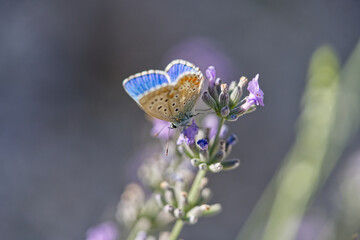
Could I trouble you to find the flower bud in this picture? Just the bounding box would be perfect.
[202,91,218,110]
[201,203,222,217]
[190,158,201,167]
[229,86,241,107]
[164,188,176,206]
[219,125,228,139]
[206,66,216,86]
[199,177,209,189]
[174,208,184,219]
[238,76,248,88]
[219,84,229,108]
[201,187,212,202]
[229,81,237,92]
[155,194,165,208]
[229,105,246,115]
[209,163,223,173]
[226,134,238,146]
[199,163,207,170]
[221,159,240,170]
[226,114,238,122]
[220,106,230,117]
[188,216,198,225]
[197,139,209,151]
[164,204,174,214]
[178,191,188,210]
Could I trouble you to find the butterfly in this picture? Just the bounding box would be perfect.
[123,60,204,128]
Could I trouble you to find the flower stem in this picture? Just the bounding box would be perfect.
[188,168,207,204]
[209,117,225,157]
[169,220,184,240]
[126,221,139,240]
[169,118,225,239]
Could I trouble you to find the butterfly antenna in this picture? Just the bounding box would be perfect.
[195,108,212,112]
[192,112,204,117]
[153,124,168,137]
[165,127,171,156]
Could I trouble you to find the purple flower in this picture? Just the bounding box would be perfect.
[242,74,264,111]
[203,114,228,139]
[151,118,173,140]
[179,120,198,145]
[219,124,229,138]
[206,66,216,86]
[226,134,238,146]
[86,222,118,240]
[197,139,209,150]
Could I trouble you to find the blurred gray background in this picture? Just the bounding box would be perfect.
[1,0,359,239]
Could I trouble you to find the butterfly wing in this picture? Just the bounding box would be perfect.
[168,71,204,120]
[123,70,170,102]
[123,60,203,123]
[138,85,175,122]
[165,59,200,83]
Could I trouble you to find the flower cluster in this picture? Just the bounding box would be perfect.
[202,66,264,121]
[155,178,221,224]
[176,116,239,173]
[86,63,264,240]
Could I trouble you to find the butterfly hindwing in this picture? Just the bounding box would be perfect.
[165,59,199,83]
[138,85,174,122]
[123,60,203,124]
[123,70,170,101]
[168,72,204,119]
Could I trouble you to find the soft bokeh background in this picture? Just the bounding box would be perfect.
[1,1,359,240]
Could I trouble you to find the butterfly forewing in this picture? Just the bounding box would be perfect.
[123,60,204,124]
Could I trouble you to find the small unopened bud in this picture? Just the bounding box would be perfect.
[190,158,201,167]
[211,146,225,163]
[197,139,208,151]
[230,86,241,107]
[219,88,229,109]
[226,114,238,121]
[220,106,230,117]
[135,231,147,240]
[188,216,198,225]
[206,66,216,86]
[160,181,169,190]
[187,206,202,218]
[238,76,248,88]
[164,188,176,206]
[159,232,170,240]
[229,81,237,92]
[215,78,222,93]
[199,177,209,189]
[209,163,223,173]
[178,191,188,210]
[202,203,222,217]
[199,163,207,170]
[221,159,240,170]
[226,134,238,146]
[202,92,217,110]
[174,208,184,219]
[155,194,165,208]
[201,187,213,202]
[164,204,175,214]
[229,106,246,116]
[220,84,228,93]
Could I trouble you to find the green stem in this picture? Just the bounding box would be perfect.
[169,220,185,240]
[209,117,225,157]
[169,117,225,239]
[188,168,207,204]
[126,221,140,240]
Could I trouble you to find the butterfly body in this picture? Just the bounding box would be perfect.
[123,60,204,127]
